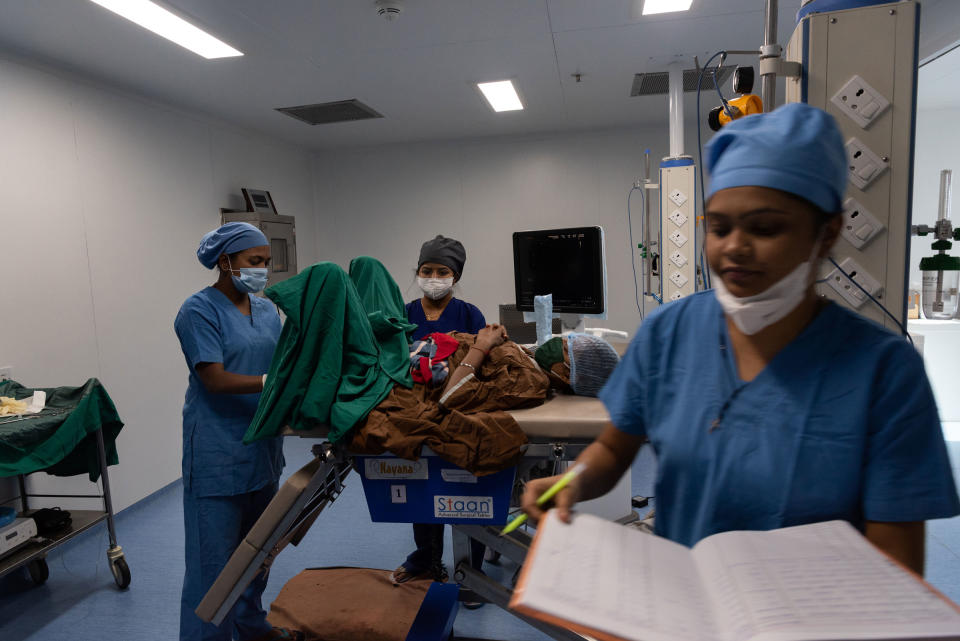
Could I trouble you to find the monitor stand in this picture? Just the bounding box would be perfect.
[554,313,585,334]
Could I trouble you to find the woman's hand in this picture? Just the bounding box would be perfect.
[476,323,508,352]
[521,473,581,524]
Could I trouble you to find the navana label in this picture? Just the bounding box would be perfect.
[364,458,428,480]
[434,495,494,519]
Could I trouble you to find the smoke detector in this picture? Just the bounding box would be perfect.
[375,0,403,21]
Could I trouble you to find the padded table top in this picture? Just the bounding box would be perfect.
[280,393,608,442]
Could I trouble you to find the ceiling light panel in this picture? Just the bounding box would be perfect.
[477,80,524,112]
[642,0,695,15]
[88,0,243,59]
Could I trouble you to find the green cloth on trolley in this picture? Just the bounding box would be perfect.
[245,260,415,445]
[348,256,417,389]
[0,378,123,481]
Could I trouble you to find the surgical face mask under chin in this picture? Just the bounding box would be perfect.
[226,256,269,294]
[712,239,822,335]
[417,277,454,300]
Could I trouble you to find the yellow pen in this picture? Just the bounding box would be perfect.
[500,462,586,536]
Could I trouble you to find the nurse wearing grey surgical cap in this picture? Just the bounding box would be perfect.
[395,234,488,597]
[174,222,297,641]
[523,103,959,580]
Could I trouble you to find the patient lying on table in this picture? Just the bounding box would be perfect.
[243,258,619,475]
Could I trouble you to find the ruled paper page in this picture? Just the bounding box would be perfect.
[691,520,960,641]
[514,511,717,641]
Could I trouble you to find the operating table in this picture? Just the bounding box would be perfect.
[196,394,617,641]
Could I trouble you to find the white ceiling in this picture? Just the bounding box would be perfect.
[2,0,955,150]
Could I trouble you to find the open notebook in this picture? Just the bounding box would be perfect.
[510,512,960,641]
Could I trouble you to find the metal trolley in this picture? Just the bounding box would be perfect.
[0,426,130,589]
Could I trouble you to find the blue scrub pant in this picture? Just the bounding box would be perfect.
[180,482,278,641]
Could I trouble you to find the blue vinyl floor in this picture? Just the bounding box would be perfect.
[1,434,959,641]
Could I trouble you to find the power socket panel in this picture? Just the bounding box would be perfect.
[825,257,882,309]
[669,271,689,288]
[668,189,687,207]
[668,210,687,227]
[668,230,688,248]
[669,250,687,268]
[670,291,683,301]
[840,197,885,249]
[831,75,890,129]
[846,138,888,190]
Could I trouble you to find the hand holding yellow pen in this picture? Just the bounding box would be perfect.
[500,462,586,535]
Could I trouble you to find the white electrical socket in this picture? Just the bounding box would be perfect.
[840,197,885,249]
[669,210,687,227]
[825,257,882,309]
[668,230,688,248]
[846,138,888,190]
[669,251,688,268]
[669,271,689,288]
[831,75,890,129]
[0,367,12,382]
[669,189,687,207]
[670,291,683,301]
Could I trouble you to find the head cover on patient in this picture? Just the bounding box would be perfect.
[705,102,847,214]
[536,334,620,397]
[418,235,466,278]
[196,222,269,269]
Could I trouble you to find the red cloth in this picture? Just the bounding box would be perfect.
[411,332,460,384]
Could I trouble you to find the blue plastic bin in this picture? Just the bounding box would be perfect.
[355,451,515,525]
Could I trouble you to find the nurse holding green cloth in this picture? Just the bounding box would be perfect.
[175,222,297,641]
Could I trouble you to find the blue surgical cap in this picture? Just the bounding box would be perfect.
[196,222,268,269]
[705,103,847,214]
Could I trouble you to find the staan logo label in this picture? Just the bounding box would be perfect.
[364,458,428,480]
[434,495,494,519]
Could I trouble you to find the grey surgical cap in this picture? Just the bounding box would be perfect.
[567,333,620,397]
[418,235,466,277]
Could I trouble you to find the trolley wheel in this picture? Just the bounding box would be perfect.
[27,558,49,586]
[110,557,131,589]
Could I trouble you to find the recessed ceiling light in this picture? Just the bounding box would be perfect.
[642,0,695,15]
[477,80,524,112]
[88,0,243,59]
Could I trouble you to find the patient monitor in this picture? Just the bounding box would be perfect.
[513,226,606,332]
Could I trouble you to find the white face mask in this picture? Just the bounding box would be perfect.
[418,277,454,300]
[712,238,823,335]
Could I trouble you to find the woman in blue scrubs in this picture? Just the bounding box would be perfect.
[522,104,959,575]
[175,223,292,641]
[394,235,487,591]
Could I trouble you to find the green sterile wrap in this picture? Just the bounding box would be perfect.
[245,261,413,445]
[0,378,124,481]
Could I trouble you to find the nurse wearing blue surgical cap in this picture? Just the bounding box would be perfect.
[175,222,295,641]
[523,103,959,576]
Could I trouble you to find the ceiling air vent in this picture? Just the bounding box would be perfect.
[630,66,735,96]
[275,99,384,125]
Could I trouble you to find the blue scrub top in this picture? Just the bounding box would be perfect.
[175,287,284,498]
[600,292,960,547]
[406,297,486,341]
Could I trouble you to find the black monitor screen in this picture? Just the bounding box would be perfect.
[513,226,604,314]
